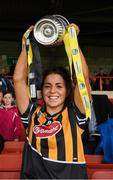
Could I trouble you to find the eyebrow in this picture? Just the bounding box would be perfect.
[44,82,64,85]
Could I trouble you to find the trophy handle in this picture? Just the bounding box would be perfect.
[53,14,69,27]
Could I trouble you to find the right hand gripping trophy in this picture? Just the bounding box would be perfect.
[33,15,69,46]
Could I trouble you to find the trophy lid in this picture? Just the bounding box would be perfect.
[33,15,69,46]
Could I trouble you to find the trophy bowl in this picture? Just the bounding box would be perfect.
[33,15,69,46]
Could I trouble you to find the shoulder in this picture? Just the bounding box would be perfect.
[67,102,88,130]
[20,102,38,118]
[67,101,87,119]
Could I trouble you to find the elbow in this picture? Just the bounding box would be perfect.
[13,71,20,83]
[13,71,25,84]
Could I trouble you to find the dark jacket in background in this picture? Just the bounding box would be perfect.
[82,94,113,154]
[92,94,113,124]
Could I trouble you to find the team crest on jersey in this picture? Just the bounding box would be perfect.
[33,121,62,138]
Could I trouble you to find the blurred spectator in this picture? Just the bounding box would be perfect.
[89,72,96,89]
[103,78,112,90]
[5,65,15,76]
[0,68,15,97]
[82,94,113,154]
[0,89,3,108]
[92,68,107,90]
[109,68,113,90]
[0,90,21,141]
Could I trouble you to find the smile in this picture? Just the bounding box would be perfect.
[49,96,59,100]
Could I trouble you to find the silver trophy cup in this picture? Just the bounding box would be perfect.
[33,15,69,46]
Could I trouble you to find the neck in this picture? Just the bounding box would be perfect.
[46,106,64,116]
[4,105,12,108]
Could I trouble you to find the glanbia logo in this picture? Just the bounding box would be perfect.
[33,121,62,138]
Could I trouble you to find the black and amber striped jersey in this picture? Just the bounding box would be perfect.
[21,102,88,179]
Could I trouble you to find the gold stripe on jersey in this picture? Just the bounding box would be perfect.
[36,138,41,154]
[48,136,57,160]
[62,107,73,161]
[33,106,42,154]
[38,113,46,124]
[76,124,85,162]
[29,113,35,143]
[28,107,40,144]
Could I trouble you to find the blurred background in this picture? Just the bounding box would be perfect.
[0,0,113,74]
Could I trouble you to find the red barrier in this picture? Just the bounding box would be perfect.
[85,155,113,179]
[2,141,24,154]
[0,153,22,179]
[91,170,113,179]
[0,153,113,179]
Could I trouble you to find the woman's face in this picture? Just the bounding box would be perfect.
[42,73,67,114]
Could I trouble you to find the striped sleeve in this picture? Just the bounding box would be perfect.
[68,101,89,130]
[20,103,34,128]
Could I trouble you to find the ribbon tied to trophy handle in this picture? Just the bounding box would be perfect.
[68,23,80,36]
[22,25,34,49]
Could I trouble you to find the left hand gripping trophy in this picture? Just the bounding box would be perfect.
[23,14,91,119]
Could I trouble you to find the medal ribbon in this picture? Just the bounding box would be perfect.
[22,27,33,99]
[63,25,91,119]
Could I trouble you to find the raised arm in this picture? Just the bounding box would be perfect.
[13,47,29,114]
[74,48,91,114]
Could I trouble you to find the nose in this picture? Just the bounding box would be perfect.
[50,85,56,93]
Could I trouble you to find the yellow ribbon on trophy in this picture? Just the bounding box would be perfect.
[63,25,91,119]
[22,27,33,99]
[22,26,33,66]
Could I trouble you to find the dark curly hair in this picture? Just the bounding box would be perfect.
[41,66,73,106]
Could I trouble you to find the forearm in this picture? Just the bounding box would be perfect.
[13,47,28,83]
[79,48,91,98]
[13,47,29,114]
